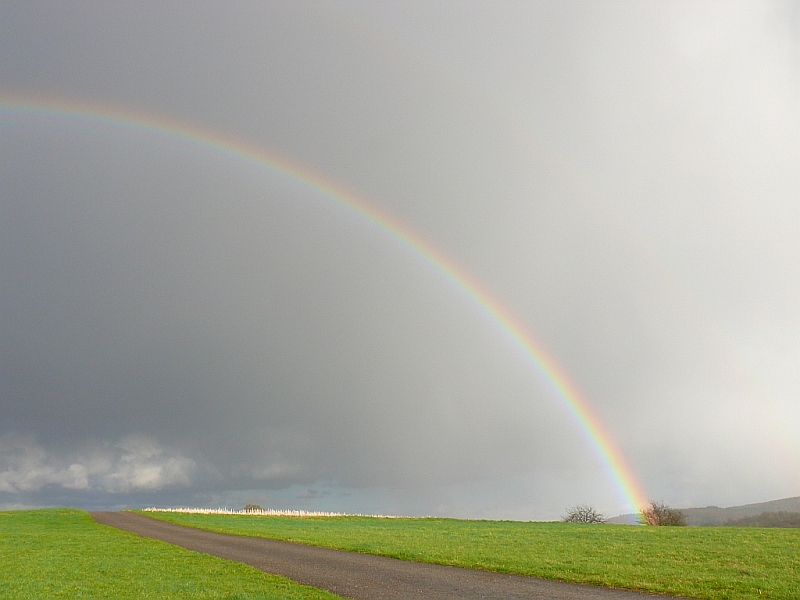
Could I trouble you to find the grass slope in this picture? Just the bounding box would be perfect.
[0,509,343,600]
[146,512,800,600]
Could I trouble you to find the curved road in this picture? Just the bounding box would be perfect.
[91,512,684,600]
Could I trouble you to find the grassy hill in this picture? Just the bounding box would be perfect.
[1,509,342,599]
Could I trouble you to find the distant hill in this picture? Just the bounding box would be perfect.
[725,511,800,528]
[607,496,800,526]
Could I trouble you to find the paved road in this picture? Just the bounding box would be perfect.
[91,511,684,600]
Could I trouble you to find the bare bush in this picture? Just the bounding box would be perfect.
[639,501,687,526]
[243,504,263,512]
[562,504,607,523]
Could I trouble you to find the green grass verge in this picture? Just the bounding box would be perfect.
[144,512,800,600]
[0,509,343,600]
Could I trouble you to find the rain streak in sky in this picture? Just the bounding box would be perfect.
[1,1,798,519]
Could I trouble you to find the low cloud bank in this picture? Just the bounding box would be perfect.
[0,434,195,493]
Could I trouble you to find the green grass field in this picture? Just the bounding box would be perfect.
[0,509,343,600]
[145,511,800,600]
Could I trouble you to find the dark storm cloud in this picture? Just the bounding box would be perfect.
[0,122,575,500]
[1,1,797,518]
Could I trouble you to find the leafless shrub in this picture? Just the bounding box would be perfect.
[243,504,263,512]
[639,501,687,526]
[562,504,607,523]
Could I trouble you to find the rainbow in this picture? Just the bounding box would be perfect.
[0,93,650,513]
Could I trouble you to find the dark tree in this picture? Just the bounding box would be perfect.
[562,504,607,523]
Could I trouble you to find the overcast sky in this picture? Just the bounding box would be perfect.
[1,1,798,519]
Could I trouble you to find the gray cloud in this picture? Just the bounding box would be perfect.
[0,434,195,494]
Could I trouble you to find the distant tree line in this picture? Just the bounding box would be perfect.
[563,503,800,527]
[724,511,800,528]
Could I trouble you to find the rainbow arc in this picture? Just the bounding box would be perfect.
[0,94,650,513]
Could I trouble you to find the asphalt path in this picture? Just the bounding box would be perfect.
[91,511,685,600]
